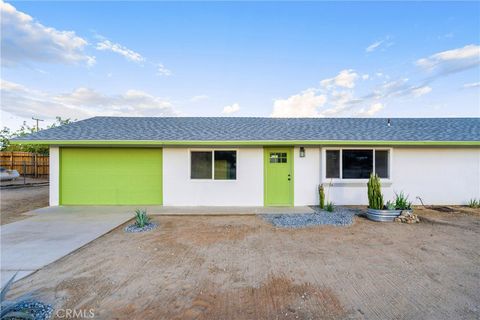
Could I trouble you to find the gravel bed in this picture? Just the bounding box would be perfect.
[124,222,158,233]
[261,206,360,228]
[5,300,54,320]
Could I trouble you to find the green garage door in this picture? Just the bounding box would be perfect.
[60,148,163,205]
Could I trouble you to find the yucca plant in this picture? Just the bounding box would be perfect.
[367,173,384,209]
[319,184,325,209]
[394,192,411,210]
[134,209,150,228]
[325,201,335,212]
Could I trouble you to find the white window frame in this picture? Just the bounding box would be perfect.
[321,147,392,183]
[189,148,238,181]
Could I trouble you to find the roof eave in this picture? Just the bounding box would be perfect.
[9,140,480,146]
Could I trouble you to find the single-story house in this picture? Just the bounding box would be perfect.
[12,117,480,207]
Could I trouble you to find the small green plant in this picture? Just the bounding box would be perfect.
[468,199,480,208]
[325,201,335,212]
[394,192,411,210]
[319,184,325,209]
[134,209,150,228]
[367,173,384,209]
[385,201,396,210]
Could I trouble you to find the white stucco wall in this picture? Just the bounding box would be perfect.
[294,147,321,206]
[322,148,480,205]
[49,146,60,206]
[163,147,264,206]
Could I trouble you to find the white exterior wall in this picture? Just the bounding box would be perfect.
[294,147,321,206]
[323,148,480,206]
[163,147,264,206]
[49,146,60,206]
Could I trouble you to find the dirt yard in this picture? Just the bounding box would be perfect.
[0,184,49,225]
[9,207,480,320]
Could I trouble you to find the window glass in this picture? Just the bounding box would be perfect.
[342,150,373,179]
[375,150,389,178]
[214,151,237,180]
[191,151,212,179]
[270,152,287,163]
[326,150,340,178]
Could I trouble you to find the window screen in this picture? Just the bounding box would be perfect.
[326,150,340,178]
[342,150,373,179]
[191,151,212,179]
[375,150,389,178]
[214,151,236,180]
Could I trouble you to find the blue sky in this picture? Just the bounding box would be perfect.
[1,1,479,130]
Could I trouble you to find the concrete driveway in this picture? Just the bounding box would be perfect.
[1,206,133,285]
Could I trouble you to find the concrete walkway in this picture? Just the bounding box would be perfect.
[1,207,133,285]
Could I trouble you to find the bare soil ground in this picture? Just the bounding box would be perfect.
[9,207,480,320]
[0,184,49,225]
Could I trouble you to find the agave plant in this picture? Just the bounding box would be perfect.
[385,201,396,210]
[1,273,47,320]
[394,192,412,210]
[468,199,480,208]
[134,209,150,228]
[325,201,335,212]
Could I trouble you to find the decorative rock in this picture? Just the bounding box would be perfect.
[124,222,158,233]
[261,207,360,228]
[394,210,419,224]
[7,300,54,320]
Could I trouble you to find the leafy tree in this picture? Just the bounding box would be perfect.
[0,117,75,155]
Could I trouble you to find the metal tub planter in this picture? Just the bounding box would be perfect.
[366,208,402,222]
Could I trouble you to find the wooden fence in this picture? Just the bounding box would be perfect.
[0,151,49,177]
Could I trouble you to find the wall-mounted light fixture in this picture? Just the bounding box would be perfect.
[299,147,305,158]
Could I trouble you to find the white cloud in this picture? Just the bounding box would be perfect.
[362,74,370,80]
[463,82,480,88]
[411,86,432,97]
[156,63,172,76]
[0,0,95,67]
[320,69,359,89]
[416,44,480,75]
[190,95,209,102]
[365,36,394,53]
[271,89,327,117]
[0,79,178,121]
[222,103,240,114]
[366,41,383,53]
[356,103,384,117]
[95,39,145,63]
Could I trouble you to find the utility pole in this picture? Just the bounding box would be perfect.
[32,117,44,132]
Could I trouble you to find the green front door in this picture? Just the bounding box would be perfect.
[60,148,163,205]
[264,148,294,206]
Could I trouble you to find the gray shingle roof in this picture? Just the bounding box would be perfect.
[13,117,480,142]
